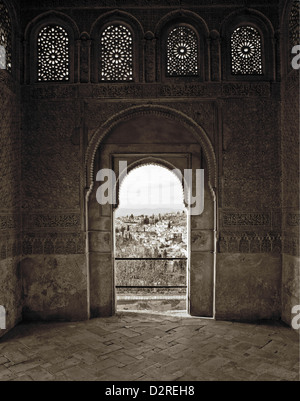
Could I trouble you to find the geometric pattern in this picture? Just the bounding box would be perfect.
[167,26,198,76]
[231,26,263,75]
[37,25,70,82]
[100,25,133,81]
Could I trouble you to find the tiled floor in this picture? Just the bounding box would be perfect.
[0,311,299,381]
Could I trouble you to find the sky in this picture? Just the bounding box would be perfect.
[116,165,185,216]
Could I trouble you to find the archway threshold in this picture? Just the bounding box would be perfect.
[116,310,215,319]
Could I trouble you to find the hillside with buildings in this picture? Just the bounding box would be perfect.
[115,211,187,290]
[115,211,187,258]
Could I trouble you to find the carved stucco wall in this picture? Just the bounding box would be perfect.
[216,96,282,321]
[19,82,283,322]
[0,74,22,338]
[12,0,293,324]
[20,95,88,321]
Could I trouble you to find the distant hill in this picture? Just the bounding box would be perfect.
[115,206,186,217]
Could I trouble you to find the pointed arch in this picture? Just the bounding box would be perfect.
[220,8,275,81]
[85,104,217,197]
[24,11,80,83]
[155,10,209,82]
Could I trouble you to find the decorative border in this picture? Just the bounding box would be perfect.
[222,212,271,227]
[22,232,85,255]
[22,213,81,230]
[85,104,217,195]
[218,231,282,254]
[23,82,273,100]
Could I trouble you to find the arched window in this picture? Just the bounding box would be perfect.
[167,26,198,76]
[100,24,133,81]
[231,26,263,75]
[289,0,300,52]
[37,24,70,82]
[0,0,11,72]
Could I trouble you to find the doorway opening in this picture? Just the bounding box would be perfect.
[114,164,188,314]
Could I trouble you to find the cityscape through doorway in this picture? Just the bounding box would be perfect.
[114,164,188,314]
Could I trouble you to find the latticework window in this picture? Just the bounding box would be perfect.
[289,0,300,51]
[100,25,133,81]
[231,26,263,75]
[0,0,11,72]
[167,26,198,76]
[37,25,70,82]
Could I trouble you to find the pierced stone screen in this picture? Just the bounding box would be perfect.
[0,0,11,72]
[231,26,263,75]
[100,24,133,81]
[37,25,70,82]
[167,26,198,77]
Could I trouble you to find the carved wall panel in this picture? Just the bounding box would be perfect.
[0,75,21,317]
[23,82,273,101]
[21,99,82,211]
[22,232,85,255]
[281,72,299,211]
[218,231,282,254]
[0,83,20,211]
[22,213,81,230]
[221,98,281,210]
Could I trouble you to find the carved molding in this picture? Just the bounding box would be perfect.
[85,104,217,194]
[23,82,272,100]
[27,85,78,99]
[22,213,81,230]
[21,0,237,9]
[218,231,282,254]
[22,232,85,255]
[222,212,271,227]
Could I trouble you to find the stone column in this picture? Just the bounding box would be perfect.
[144,31,156,83]
[210,30,221,82]
[80,32,91,84]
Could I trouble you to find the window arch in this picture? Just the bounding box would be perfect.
[37,24,70,82]
[0,0,11,72]
[231,26,263,75]
[24,12,79,84]
[220,10,275,81]
[166,25,198,77]
[155,11,209,82]
[100,24,134,81]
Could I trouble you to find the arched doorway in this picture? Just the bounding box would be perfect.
[114,163,188,314]
[85,105,217,319]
